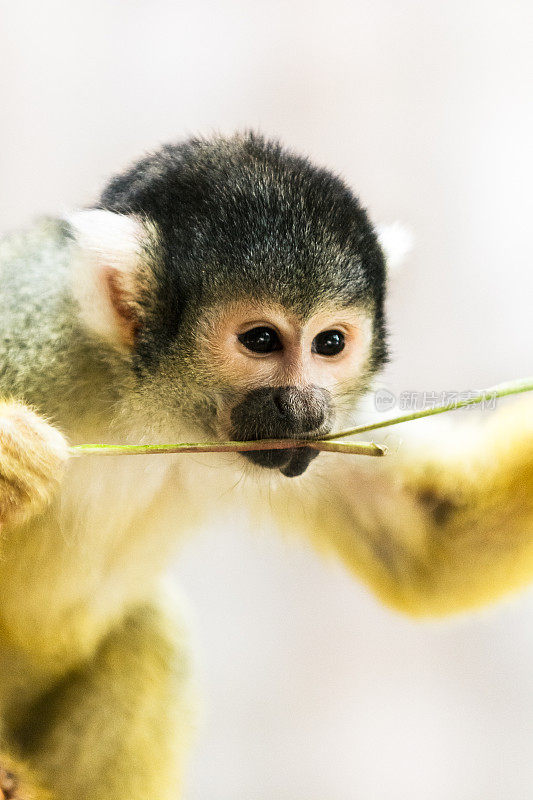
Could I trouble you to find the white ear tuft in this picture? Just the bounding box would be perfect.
[376,222,413,274]
[66,209,145,349]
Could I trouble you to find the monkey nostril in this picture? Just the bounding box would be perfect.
[311,406,327,430]
[302,407,327,435]
[272,390,287,416]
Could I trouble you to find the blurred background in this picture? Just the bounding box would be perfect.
[1,1,533,797]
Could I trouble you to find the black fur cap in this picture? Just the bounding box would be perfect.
[98,132,388,370]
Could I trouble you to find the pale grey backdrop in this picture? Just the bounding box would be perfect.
[1,1,533,798]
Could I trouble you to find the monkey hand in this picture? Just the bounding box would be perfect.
[271,393,533,617]
[0,401,69,528]
[349,393,533,614]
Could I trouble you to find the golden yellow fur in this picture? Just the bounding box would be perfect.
[0,395,532,798]
[0,751,53,800]
[270,395,533,617]
[0,402,201,799]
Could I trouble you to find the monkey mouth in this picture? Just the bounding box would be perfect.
[228,385,332,477]
[241,445,319,477]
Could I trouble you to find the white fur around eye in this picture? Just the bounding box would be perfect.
[376,222,413,274]
[66,209,144,349]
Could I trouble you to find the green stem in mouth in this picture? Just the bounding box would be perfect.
[71,439,387,458]
[70,376,533,459]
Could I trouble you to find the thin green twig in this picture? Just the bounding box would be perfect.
[70,376,533,459]
[71,439,387,458]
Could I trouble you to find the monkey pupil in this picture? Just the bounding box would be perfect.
[238,326,282,354]
[313,330,345,356]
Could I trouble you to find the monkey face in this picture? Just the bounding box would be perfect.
[186,300,376,477]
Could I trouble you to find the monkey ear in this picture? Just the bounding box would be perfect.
[375,222,413,274]
[66,209,146,350]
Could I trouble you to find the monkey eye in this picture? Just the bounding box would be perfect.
[312,329,345,356]
[238,326,282,354]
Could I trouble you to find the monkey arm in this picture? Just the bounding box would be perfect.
[272,397,533,616]
[11,594,196,800]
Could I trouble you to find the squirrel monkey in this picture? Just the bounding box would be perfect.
[0,132,531,799]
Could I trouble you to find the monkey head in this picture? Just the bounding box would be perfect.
[68,133,389,477]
